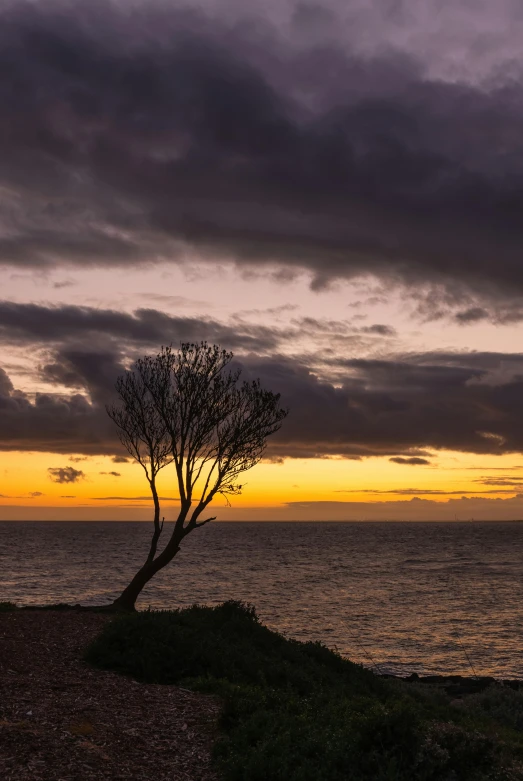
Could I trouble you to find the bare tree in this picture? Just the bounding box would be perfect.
[107,342,288,610]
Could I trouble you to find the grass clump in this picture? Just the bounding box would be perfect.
[85,601,523,780]
[0,601,18,611]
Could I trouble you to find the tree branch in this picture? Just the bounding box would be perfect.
[192,516,216,529]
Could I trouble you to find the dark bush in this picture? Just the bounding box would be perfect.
[85,602,523,781]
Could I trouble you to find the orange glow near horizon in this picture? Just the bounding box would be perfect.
[2,449,523,520]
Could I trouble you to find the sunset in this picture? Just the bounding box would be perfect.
[7,449,523,520]
[3,1,523,778]
[4,1,523,522]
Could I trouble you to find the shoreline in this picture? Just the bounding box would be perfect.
[4,602,523,691]
[3,605,523,780]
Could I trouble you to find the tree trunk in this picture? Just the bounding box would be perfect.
[112,524,186,610]
[112,562,159,611]
[146,485,162,563]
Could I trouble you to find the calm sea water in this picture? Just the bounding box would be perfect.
[2,521,523,679]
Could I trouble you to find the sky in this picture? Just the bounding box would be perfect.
[3,0,523,520]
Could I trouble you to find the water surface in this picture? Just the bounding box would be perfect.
[2,521,523,678]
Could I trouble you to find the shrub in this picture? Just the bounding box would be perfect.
[86,600,379,695]
[465,685,523,732]
[85,602,523,781]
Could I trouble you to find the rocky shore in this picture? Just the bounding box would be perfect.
[382,671,523,698]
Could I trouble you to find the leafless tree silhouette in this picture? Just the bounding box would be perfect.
[107,342,288,610]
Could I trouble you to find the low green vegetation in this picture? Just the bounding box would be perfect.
[0,601,18,611]
[85,601,523,780]
[464,686,523,733]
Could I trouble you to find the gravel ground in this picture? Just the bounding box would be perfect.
[0,610,220,781]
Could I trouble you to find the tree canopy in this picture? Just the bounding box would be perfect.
[107,342,288,609]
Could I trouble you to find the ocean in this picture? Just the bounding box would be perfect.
[2,520,523,679]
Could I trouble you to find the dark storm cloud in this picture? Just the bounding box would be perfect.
[0,301,284,353]
[4,331,523,458]
[389,456,430,465]
[0,367,14,396]
[0,375,116,455]
[1,2,523,302]
[48,466,85,483]
[244,351,523,459]
[41,349,127,404]
[441,298,523,325]
[0,302,390,391]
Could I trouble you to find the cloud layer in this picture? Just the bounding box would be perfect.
[3,1,523,480]
[1,0,523,306]
[2,302,523,459]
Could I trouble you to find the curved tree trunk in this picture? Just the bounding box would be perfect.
[112,518,187,611]
[112,559,168,610]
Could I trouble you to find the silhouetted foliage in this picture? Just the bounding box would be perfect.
[106,343,287,609]
[0,601,18,611]
[86,603,521,781]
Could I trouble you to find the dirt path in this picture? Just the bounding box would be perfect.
[0,610,220,781]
